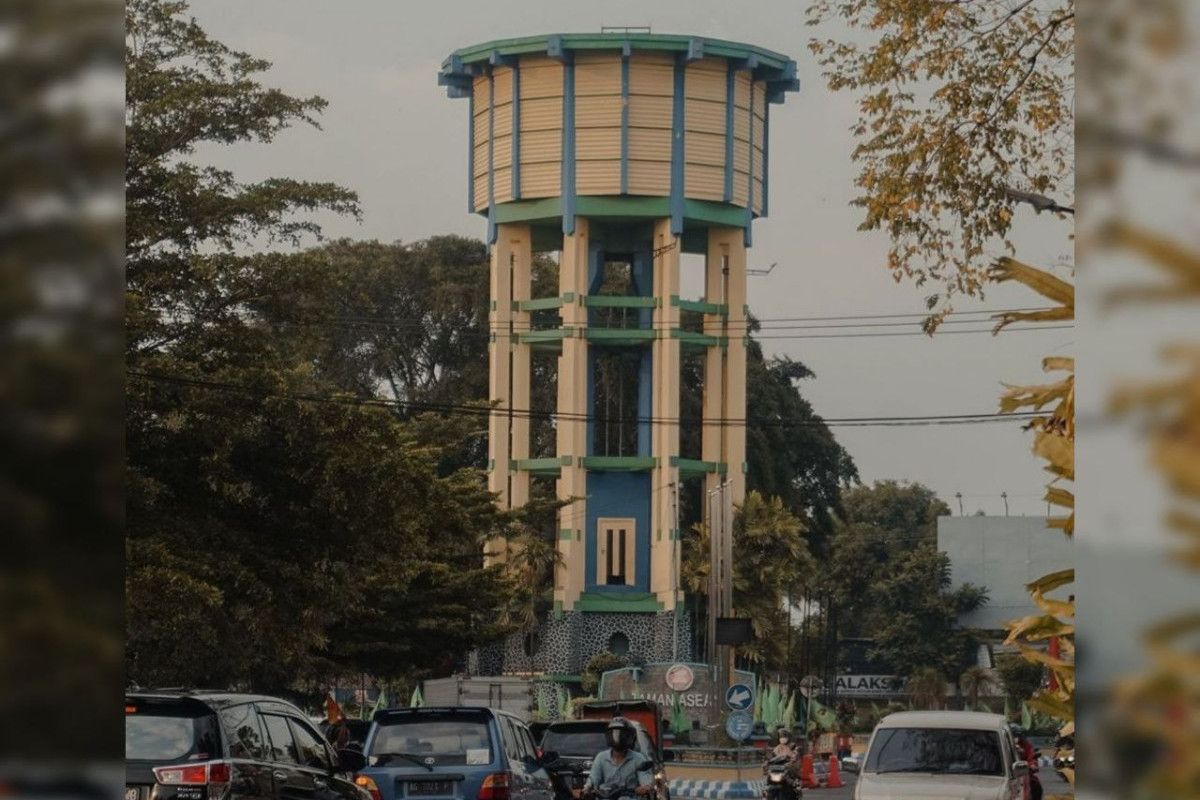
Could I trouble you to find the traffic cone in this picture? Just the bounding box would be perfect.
[826,754,844,789]
[800,754,819,789]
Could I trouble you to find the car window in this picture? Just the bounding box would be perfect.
[220,704,267,760]
[498,717,522,759]
[261,714,299,764]
[125,700,222,763]
[541,727,607,757]
[519,726,539,762]
[865,727,1003,776]
[369,712,494,767]
[507,720,535,761]
[290,717,333,770]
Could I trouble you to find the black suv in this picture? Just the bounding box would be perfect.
[538,720,667,800]
[125,691,369,800]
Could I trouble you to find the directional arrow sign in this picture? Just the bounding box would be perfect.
[725,683,754,711]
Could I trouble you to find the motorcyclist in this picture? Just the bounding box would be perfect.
[583,718,653,799]
[763,728,802,800]
[1010,726,1042,800]
[770,728,797,761]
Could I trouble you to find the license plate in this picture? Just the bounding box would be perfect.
[126,788,141,800]
[408,781,453,796]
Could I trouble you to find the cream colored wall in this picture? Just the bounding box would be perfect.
[470,52,769,212]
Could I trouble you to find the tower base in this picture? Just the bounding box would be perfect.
[469,610,693,677]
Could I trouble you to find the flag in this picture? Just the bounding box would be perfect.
[780,692,796,729]
[557,685,571,720]
[325,693,342,724]
[370,690,387,720]
[809,697,838,733]
[410,686,424,708]
[670,692,688,734]
[870,701,881,721]
[1020,701,1032,730]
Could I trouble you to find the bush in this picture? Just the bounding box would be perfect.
[580,652,628,696]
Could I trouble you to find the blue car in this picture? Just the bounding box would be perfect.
[356,708,557,800]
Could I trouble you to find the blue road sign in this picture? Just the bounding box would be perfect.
[725,683,754,711]
[725,711,755,742]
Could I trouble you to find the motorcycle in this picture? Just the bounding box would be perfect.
[583,761,658,800]
[762,755,801,800]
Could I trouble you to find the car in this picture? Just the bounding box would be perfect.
[854,711,1031,800]
[125,690,369,800]
[537,720,668,800]
[356,707,557,800]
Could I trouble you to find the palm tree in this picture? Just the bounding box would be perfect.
[907,667,948,710]
[959,665,998,711]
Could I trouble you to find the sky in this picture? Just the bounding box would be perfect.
[184,0,1077,519]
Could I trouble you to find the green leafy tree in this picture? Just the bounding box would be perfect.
[681,336,857,556]
[124,0,514,690]
[682,491,814,671]
[959,665,998,710]
[995,654,1044,709]
[825,481,985,676]
[581,651,628,696]
[907,667,948,711]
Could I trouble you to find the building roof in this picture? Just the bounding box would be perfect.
[439,33,799,102]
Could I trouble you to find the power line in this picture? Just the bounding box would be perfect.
[127,369,1046,429]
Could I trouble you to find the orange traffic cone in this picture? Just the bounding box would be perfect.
[826,754,844,789]
[800,754,820,789]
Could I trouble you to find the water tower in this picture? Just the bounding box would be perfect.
[439,33,798,675]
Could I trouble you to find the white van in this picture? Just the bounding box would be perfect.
[855,711,1029,800]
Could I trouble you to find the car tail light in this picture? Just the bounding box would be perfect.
[477,772,510,800]
[154,762,231,787]
[355,775,382,800]
[536,749,543,760]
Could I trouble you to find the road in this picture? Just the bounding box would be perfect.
[812,769,1073,799]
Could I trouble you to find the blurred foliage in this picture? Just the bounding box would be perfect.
[0,0,123,759]
[805,0,1074,316]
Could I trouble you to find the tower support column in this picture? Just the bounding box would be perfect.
[703,229,727,501]
[651,218,681,609]
[715,227,748,504]
[509,226,533,509]
[486,225,517,565]
[556,219,590,610]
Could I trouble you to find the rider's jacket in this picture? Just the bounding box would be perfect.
[584,749,653,791]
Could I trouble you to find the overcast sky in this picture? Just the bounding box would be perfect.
[186,0,1078,519]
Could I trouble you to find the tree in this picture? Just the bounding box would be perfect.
[581,652,628,697]
[805,0,1074,315]
[824,481,985,675]
[680,332,857,556]
[907,667,948,711]
[124,0,515,690]
[681,492,815,672]
[995,654,1044,709]
[807,0,1076,782]
[959,665,998,710]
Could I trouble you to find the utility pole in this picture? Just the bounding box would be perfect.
[671,481,680,661]
[955,492,964,516]
[1001,491,1009,516]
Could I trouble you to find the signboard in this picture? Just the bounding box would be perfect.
[598,663,758,726]
[665,663,694,692]
[725,711,754,742]
[715,617,754,645]
[834,675,907,698]
[725,683,754,711]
